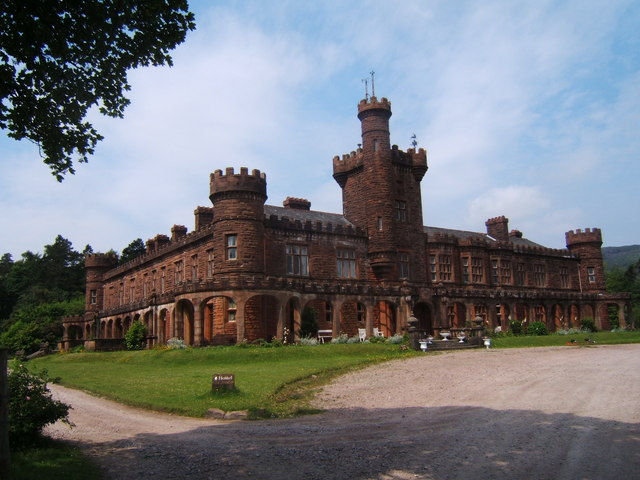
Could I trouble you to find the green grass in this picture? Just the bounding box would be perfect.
[29,343,418,418]
[10,438,103,480]
[491,330,640,348]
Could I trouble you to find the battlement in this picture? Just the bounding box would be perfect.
[357,96,392,118]
[332,148,364,181]
[429,233,459,245]
[194,206,214,230]
[210,167,267,201]
[265,214,366,237]
[171,224,188,241]
[565,228,603,247]
[85,253,118,269]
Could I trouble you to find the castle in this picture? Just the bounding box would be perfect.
[62,94,630,350]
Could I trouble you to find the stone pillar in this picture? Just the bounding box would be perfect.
[331,300,342,337]
[193,301,203,346]
[365,303,375,338]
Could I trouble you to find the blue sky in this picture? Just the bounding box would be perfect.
[1,0,639,258]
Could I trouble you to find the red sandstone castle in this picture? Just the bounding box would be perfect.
[62,95,630,349]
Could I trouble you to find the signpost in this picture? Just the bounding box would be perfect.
[212,374,235,392]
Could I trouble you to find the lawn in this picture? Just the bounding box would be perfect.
[29,343,418,418]
[490,330,640,348]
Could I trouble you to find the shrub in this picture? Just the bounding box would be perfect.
[299,335,318,346]
[166,337,187,349]
[368,335,386,344]
[581,317,597,332]
[8,363,71,448]
[330,333,349,344]
[527,321,548,336]
[124,320,147,350]
[387,333,407,344]
[508,319,524,335]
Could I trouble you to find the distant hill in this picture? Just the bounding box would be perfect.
[602,245,640,271]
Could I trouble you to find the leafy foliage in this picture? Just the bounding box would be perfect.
[606,259,640,327]
[508,319,524,335]
[124,320,147,350]
[580,317,597,332]
[0,0,195,180]
[8,363,71,448]
[527,321,548,336]
[119,238,146,264]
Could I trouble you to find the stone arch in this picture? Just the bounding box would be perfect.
[244,294,279,342]
[67,325,83,340]
[143,310,154,346]
[200,296,237,345]
[123,316,132,334]
[514,303,527,322]
[374,300,396,337]
[175,299,195,345]
[533,304,547,324]
[85,323,92,339]
[552,304,565,331]
[100,320,107,339]
[305,299,334,335]
[582,304,595,325]
[569,304,580,328]
[414,302,433,335]
[107,319,114,338]
[115,318,124,338]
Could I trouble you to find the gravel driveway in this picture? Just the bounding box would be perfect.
[46,344,640,479]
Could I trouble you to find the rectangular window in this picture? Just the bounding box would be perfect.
[534,264,546,287]
[471,258,483,283]
[175,260,184,284]
[151,270,157,293]
[587,267,596,283]
[377,217,383,231]
[438,255,451,281]
[129,278,135,303]
[90,289,97,305]
[501,260,512,285]
[227,299,236,322]
[160,267,166,294]
[515,263,526,286]
[286,245,308,276]
[337,249,357,278]
[395,200,407,222]
[206,249,214,277]
[491,259,499,284]
[226,234,237,260]
[191,255,198,281]
[143,274,149,297]
[430,255,437,281]
[398,252,410,279]
[462,257,469,283]
[560,266,569,288]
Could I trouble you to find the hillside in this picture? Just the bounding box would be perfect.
[603,245,640,271]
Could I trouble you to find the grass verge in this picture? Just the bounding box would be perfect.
[10,438,103,480]
[490,330,640,348]
[29,343,418,418]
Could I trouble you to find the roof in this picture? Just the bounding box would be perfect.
[264,205,354,227]
[424,225,545,248]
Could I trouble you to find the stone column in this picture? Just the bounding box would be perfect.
[193,300,203,346]
[365,303,375,338]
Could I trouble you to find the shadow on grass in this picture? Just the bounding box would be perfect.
[59,405,639,480]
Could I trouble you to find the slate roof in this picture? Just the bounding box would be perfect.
[264,205,354,227]
[424,225,545,248]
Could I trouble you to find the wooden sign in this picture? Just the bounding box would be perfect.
[212,373,235,392]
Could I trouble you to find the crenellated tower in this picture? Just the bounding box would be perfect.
[84,253,118,314]
[210,167,267,275]
[565,228,605,292]
[333,96,428,281]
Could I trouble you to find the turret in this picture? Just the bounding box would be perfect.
[565,228,605,291]
[333,95,427,282]
[210,167,267,275]
[84,253,118,313]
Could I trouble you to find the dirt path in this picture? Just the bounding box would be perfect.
[46,345,640,479]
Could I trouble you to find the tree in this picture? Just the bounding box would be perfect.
[124,320,146,350]
[0,0,195,180]
[120,238,146,264]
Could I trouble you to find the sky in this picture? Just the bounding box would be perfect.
[1,0,639,259]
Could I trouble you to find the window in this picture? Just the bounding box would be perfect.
[395,200,407,222]
[119,282,124,305]
[500,260,512,285]
[430,255,437,281]
[471,258,483,283]
[587,267,596,283]
[325,303,333,324]
[398,252,410,279]
[226,234,237,260]
[534,264,546,287]
[160,267,166,294]
[191,255,198,281]
[337,249,357,278]
[129,278,135,302]
[286,245,308,276]
[227,299,237,322]
[90,289,97,305]
[515,263,526,286]
[462,257,469,283]
[491,259,499,284]
[143,274,149,297]
[377,216,383,231]
[206,249,214,277]
[357,303,366,326]
[560,266,569,288]
[438,255,452,281]
[151,270,157,292]
[175,260,184,284]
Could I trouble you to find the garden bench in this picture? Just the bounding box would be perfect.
[317,330,333,343]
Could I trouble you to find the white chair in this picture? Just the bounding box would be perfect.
[373,327,384,337]
[358,328,366,342]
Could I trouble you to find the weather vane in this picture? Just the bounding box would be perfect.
[411,133,418,149]
[361,76,369,101]
[370,70,375,97]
